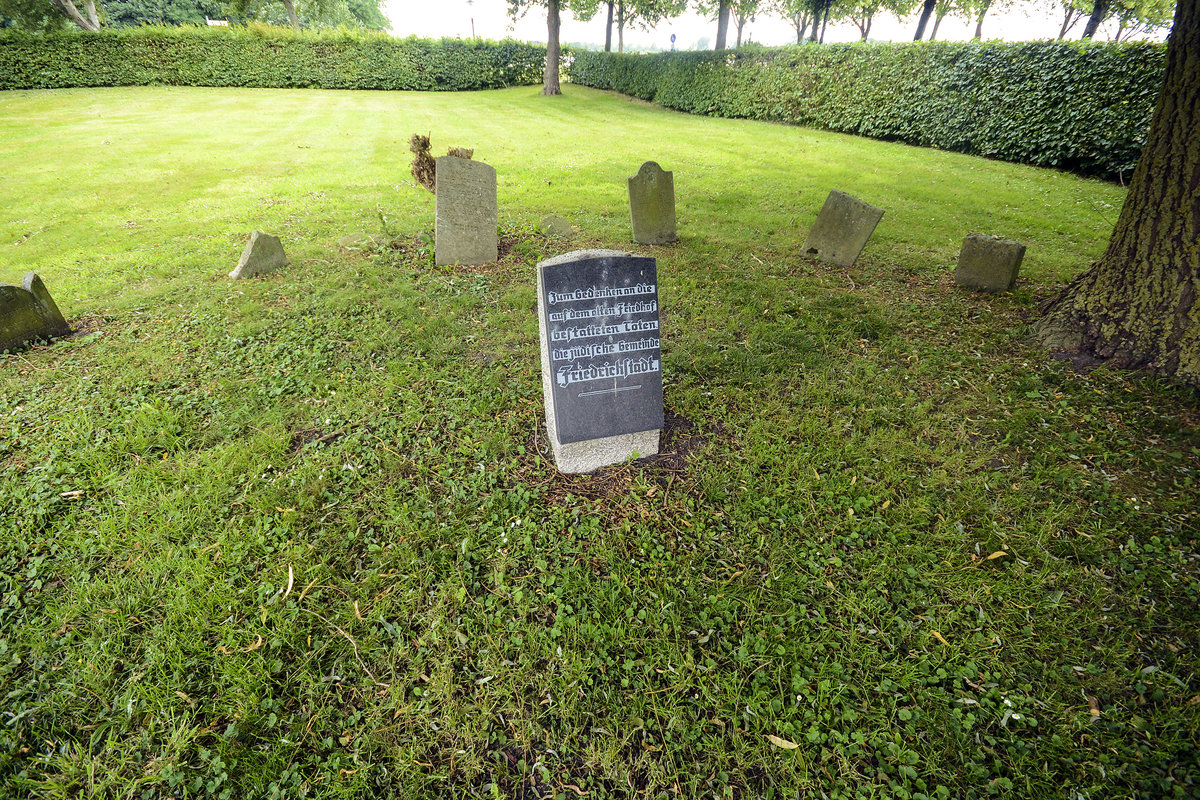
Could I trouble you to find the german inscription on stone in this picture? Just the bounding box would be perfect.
[538,250,664,451]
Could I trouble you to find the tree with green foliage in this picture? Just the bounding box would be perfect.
[927,0,957,38]
[103,0,224,27]
[1082,0,1174,36]
[960,0,1013,37]
[509,0,588,94]
[911,0,936,37]
[731,0,759,44]
[0,0,67,28]
[1038,0,1199,385]
[0,0,99,28]
[838,0,913,39]
[236,0,387,29]
[575,0,685,53]
[695,0,731,48]
[768,0,815,41]
[1056,0,1089,37]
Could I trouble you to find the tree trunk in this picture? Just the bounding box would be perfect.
[280,0,299,28]
[1081,0,1108,38]
[543,0,561,96]
[913,0,937,39]
[1059,4,1081,38]
[931,10,946,39]
[51,0,100,30]
[819,2,831,41]
[604,0,614,52]
[715,1,730,49]
[736,14,746,46]
[794,13,810,42]
[974,0,991,39]
[617,2,625,52]
[859,14,873,39]
[1037,0,1200,386]
[810,2,820,41]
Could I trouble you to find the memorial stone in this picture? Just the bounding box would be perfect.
[435,156,498,266]
[537,249,664,473]
[229,231,288,279]
[539,215,574,240]
[955,234,1026,292]
[627,161,678,245]
[1,272,71,352]
[802,190,884,268]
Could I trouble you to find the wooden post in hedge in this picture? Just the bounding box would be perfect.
[1038,0,1200,386]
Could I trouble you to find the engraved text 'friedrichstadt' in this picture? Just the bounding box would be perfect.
[556,357,661,388]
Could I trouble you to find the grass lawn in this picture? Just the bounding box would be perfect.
[1,85,1197,799]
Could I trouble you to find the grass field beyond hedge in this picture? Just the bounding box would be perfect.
[1,85,1197,799]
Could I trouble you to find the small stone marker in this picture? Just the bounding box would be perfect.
[537,249,664,474]
[539,215,574,240]
[802,190,885,267]
[230,231,288,279]
[955,234,1026,292]
[435,155,498,266]
[1,272,71,353]
[627,161,678,245]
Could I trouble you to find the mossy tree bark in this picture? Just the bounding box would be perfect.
[543,0,562,95]
[1037,0,1200,385]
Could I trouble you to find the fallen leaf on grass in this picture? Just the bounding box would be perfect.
[1087,696,1101,718]
[932,631,950,647]
[987,551,1008,560]
[766,734,800,750]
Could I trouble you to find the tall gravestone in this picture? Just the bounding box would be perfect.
[802,190,885,268]
[1,273,70,353]
[435,156,498,266]
[537,249,664,474]
[628,161,678,245]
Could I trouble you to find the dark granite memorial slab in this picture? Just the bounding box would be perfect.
[539,253,664,445]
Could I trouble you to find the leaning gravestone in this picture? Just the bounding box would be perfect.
[628,161,678,245]
[1,273,71,353]
[230,231,288,279]
[955,234,1026,292]
[537,249,664,474]
[435,156,498,266]
[802,190,885,268]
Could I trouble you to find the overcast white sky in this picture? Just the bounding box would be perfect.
[381,0,1155,49]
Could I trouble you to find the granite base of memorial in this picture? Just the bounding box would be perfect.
[537,249,664,474]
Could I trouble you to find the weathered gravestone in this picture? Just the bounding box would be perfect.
[628,161,678,245]
[435,156,498,266]
[229,231,288,279]
[537,249,664,474]
[1,273,71,353]
[954,234,1026,292]
[802,190,885,267]
[539,215,574,240]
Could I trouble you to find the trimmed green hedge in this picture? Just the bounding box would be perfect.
[0,26,546,91]
[570,42,1166,178]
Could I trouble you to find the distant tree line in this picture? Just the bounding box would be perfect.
[0,0,386,32]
